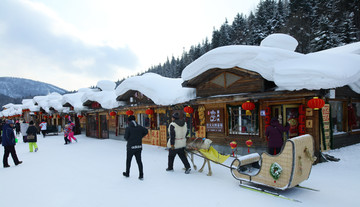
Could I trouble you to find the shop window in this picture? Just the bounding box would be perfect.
[137,113,150,128]
[330,101,344,133]
[350,102,360,131]
[228,105,258,135]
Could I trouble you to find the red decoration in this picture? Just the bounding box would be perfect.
[230,141,237,157]
[49,116,53,119]
[91,102,101,109]
[307,97,325,110]
[65,115,69,118]
[265,115,271,125]
[246,139,253,153]
[184,106,194,117]
[109,111,117,116]
[145,108,154,115]
[126,110,134,116]
[298,115,306,124]
[57,115,61,119]
[299,105,306,115]
[44,115,48,119]
[78,115,83,118]
[265,107,271,116]
[39,112,43,115]
[242,101,255,115]
[298,124,306,135]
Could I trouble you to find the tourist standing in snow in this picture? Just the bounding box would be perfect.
[39,120,47,138]
[265,117,290,155]
[26,121,38,152]
[166,112,191,174]
[20,120,29,143]
[123,115,148,180]
[2,120,22,168]
[67,121,77,143]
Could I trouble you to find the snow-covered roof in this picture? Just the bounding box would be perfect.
[22,99,40,112]
[61,88,92,112]
[81,80,123,109]
[181,33,360,94]
[33,92,69,113]
[115,73,196,106]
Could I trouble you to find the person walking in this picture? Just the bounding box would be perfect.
[63,123,71,144]
[20,120,29,143]
[265,117,290,155]
[123,115,148,180]
[26,121,38,152]
[39,120,47,138]
[67,121,77,143]
[166,112,191,174]
[2,120,22,168]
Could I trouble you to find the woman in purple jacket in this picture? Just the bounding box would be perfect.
[265,118,290,155]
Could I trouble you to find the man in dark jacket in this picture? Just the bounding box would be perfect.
[2,120,22,168]
[123,115,148,180]
[166,112,191,174]
[265,117,290,155]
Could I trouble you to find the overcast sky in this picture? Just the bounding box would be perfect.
[0,0,260,91]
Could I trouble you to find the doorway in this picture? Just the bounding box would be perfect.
[271,104,300,138]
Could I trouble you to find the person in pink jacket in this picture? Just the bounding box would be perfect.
[67,121,77,143]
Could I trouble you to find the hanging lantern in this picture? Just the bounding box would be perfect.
[307,97,325,110]
[57,115,61,119]
[39,112,43,115]
[246,139,253,153]
[77,114,83,118]
[34,112,37,115]
[49,115,53,119]
[65,115,69,118]
[230,141,237,157]
[126,110,134,116]
[109,111,117,116]
[184,106,194,117]
[44,115,48,119]
[242,101,255,116]
[145,108,154,118]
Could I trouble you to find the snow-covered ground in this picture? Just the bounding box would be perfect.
[1,133,359,207]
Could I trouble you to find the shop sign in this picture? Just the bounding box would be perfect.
[205,108,224,133]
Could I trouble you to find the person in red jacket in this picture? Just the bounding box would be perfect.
[265,118,290,155]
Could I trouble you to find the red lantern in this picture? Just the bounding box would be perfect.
[65,115,69,118]
[49,115,53,119]
[246,139,253,153]
[34,112,37,115]
[78,115,83,118]
[230,141,237,157]
[39,112,43,115]
[242,101,255,115]
[307,97,325,110]
[109,111,117,116]
[57,115,61,119]
[126,110,134,116]
[44,115,47,119]
[184,106,194,117]
[145,108,154,118]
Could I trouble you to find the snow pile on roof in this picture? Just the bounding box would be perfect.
[81,81,123,109]
[182,33,360,93]
[33,92,69,113]
[0,104,23,117]
[115,73,196,106]
[22,99,40,112]
[62,88,92,112]
[260,33,298,51]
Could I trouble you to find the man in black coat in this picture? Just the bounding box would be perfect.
[123,115,148,180]
[2,120,22,168]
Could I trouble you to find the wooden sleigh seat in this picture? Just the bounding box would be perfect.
[231,134,316,190]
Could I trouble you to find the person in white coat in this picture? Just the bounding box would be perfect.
[166,112,191,174]
[20,120,29,143]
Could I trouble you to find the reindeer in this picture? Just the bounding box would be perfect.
[186,138,213,176]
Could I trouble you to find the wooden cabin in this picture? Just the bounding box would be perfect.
[182,67,360,159]
[83,101,110,139]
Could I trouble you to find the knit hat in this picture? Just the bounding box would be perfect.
[172,112,180,119]
[128,115,136,121]
[6,119,14,124]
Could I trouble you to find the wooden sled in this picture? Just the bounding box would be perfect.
[230,134,316,190]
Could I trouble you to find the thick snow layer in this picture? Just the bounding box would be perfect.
[33,92,68,113]
[181,45,303,82]
[1,134,359,207]
[81,88,123,109]
[61,89,91,112]
[115,73,196,105]
[182,35,360,93]
[97,80,116,91]
[260,33,298,51]
[274,52,360,93]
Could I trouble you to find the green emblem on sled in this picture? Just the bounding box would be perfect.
[270,162,282,180]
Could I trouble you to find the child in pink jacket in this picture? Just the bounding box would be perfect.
[67,121,77,143]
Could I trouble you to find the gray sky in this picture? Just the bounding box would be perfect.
[0,0,260,91]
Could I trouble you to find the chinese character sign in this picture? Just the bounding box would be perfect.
[205,108,224,133]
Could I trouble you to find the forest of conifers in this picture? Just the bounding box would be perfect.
[117,0,359,83]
